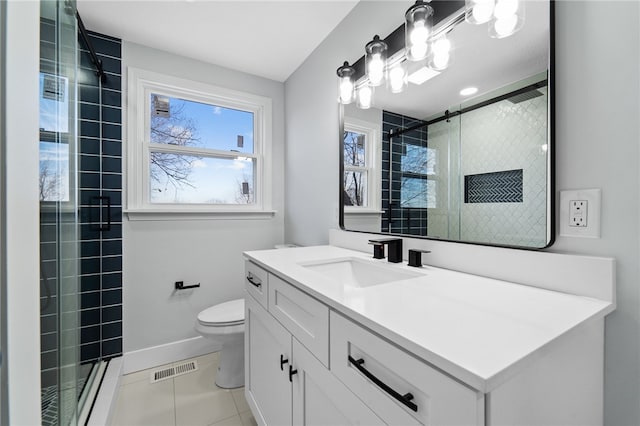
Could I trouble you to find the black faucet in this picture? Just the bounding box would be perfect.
[408,249,431,267]
[368,238,403,263]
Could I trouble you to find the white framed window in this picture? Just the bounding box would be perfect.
[39,72,77,209]
[343,117,381,214]
[400,144,439,209]
[126,68,273,219]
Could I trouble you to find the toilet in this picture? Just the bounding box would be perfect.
[195,298,245,389]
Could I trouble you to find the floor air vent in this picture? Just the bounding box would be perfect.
[150,360,198,383]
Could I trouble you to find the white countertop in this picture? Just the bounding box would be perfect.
[244,245,614,393]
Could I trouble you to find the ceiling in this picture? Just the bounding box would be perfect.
[76,0,359,82]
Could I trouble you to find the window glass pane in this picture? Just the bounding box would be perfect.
[40,73,69,133]
[150,153,255,204]
[343,130,366,167]
[149,94,254,154]
[401,178,436,208]
[401,145,437,175]
[40,141,69,201]
[343,171,367,207]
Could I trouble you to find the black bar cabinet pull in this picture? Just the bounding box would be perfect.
[348,356,418,412]
[280,354,289,371]
[246,274,262,288]
[175,281,200,290]
[288,364,298,382]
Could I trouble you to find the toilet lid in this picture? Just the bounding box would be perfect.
[198,298,245,326]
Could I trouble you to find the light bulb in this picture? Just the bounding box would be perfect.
[389,65,407,93]
[339,77,355,104]
[432,52,450,70]
[410,43,429,61]
[410,21,429,45]
[368,53,385,86]
[494,14,518,37]
[494,0,518,20]
[466,0,495,24]
[432,37,451,56]
[356,86,373,109]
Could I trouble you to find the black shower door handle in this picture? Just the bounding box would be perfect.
[90,195,112,232]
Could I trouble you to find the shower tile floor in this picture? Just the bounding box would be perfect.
[112,352,256,426]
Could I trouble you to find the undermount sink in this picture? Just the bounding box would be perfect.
[300,257,423,288]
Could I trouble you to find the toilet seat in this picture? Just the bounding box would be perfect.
[197,298,245,327]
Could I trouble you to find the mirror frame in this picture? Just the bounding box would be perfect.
[339,0,556,250]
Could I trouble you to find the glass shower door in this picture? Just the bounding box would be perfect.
[39,0,81,424]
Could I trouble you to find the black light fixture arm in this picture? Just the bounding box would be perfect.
[76,10,107,83]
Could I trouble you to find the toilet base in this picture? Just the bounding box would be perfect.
[215,338,245,389]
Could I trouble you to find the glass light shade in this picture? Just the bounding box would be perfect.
[489,0,525,38]
[356,85,374,109]
[388,61,408,94]
[405,1,434,61]
[365,35,388,87]
[465,0,495,25]
[336,61,356,104]
[428,36,452,71]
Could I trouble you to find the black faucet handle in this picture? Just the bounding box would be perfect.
[368,241,385,259]
[368,238,403,263]
[408,249,431,267]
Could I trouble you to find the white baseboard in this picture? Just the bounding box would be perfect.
[123,336,221,374]
[87,357,123,426]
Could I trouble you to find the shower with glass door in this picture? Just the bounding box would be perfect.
[39,0,112,423]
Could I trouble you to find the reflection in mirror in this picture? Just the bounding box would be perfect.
[340,0,553,249]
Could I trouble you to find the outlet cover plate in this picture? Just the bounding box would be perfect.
[560,189,601,238]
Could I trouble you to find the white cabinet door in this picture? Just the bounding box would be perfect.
[292,338,385,426]
[268,274,330,367]
[245,295,292,426]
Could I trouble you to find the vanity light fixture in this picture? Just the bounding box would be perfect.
[405,0,434,61]
[365,35,388,87]
[337,0,526,109]
[337,61,356,105]
[460,86,479,96]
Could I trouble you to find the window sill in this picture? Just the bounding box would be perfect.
[125,209,277,221]
[344,209,385,216]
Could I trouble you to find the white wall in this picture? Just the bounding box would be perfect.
[284,1,640,425]
[122,42,285,353]
[2,0,42,423]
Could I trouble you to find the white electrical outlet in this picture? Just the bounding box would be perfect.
[560,189,601,238]
[569,200,588,227]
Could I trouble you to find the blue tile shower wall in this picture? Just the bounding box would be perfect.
[39,22,123,389]
[77,30,123,363]
[381,111,429,236]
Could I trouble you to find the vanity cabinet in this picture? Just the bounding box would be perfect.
[245,285,385,426]
[244,253,609,426]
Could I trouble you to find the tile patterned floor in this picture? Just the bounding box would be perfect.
[112,352,256,426]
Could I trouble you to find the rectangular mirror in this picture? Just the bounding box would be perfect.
[340,0,554,249]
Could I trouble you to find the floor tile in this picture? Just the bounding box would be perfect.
[239,410,257,426]
[111,378,175,426]
[174,360,238,426]
[178,351,219,368]
[209,414,243,426]
[231,389,250,414]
